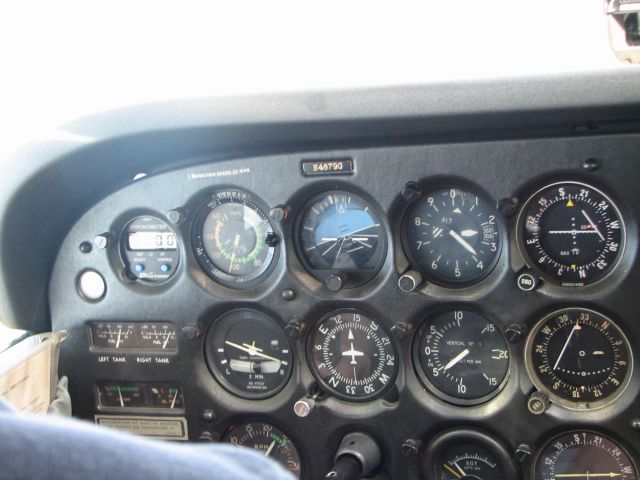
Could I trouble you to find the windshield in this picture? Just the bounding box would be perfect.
[0,1,631,156]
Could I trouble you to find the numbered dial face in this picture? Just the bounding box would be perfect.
[223,422,302,479]
[205,310,293,399]
[519,182,624,286]
[526,308,632,409]
[435,443,505,480]
[534,431,638,480]
[90,323,136,349]
[405,188,502,287]
[307,310,398,401]
[297,190,386,287]
[414,311,510,405]
[193,190,276,288]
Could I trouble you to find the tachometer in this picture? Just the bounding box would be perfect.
[525,308,632,410]
[205,309,293,399]
[404,187,502,287]
[533,431,638,480]
[307,309,397,401]
[192,190,277,289]
[518,181,624,287]
[223,421,302,479]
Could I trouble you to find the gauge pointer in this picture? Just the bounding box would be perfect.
[442,464,462,478]
[162,333,171,349]
[442,348,470,371]
[554,473,622,478]
[460,229,478,237]
[116,328,122,349]
[453,461,466,477]
[553,320,581,370]
[449,229,478,256]
[170,389,179,408]
[547,230,600,235]
[224,340,281,363]
[581,209,606,241]
[117,386,124,407]
[264,440,276,457]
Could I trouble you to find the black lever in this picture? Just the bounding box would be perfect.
[324,432,382,480]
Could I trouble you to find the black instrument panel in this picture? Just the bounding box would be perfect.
[50,135,640,479]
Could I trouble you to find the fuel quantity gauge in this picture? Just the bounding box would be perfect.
[138,322,177,351]
[90,322,136,350]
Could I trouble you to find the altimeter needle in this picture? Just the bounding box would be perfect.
[448,229,477,256]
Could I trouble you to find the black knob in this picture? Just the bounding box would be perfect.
[401,182,420,203]
[515,443,533,463]
[265,232,280,247]
[325,432,382,480]
[284,321,302,339]
[505,324,523,344]
[325,273,346,292]
[390,322,408,341]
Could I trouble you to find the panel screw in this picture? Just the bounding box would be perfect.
[631,418,640,431]
[505,324,523,344]
[79,241,92,254]
[281,289,296,301]
[325,273,346,292]
[582,158,601,172]
[202,409,215,422]
[181,326,198,340]
[390,322,408,341]
[497,197,518,217]
[269,205,289,222]
[198,431,213,442]
[401,182,420,203]
[401,439,418,457]
[515,443,533,463]
[94,233,112,249]
[284,321,302,339]
[166,208,186,224]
